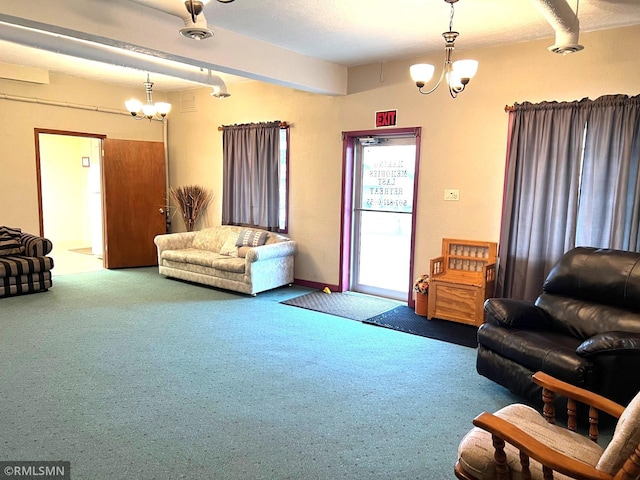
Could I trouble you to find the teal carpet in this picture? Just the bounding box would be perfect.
[0,268,523,479]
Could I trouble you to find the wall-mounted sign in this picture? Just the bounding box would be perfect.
[375,109,397,128]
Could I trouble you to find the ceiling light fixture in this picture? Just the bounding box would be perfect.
[184,0,207,24]
[409,0,478,98]
[184,0,235,23]
[181,0,234,39]
[125,73,171,121]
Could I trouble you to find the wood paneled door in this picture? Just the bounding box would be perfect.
[102,139,166,269]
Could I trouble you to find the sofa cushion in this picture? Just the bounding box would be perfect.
[0,226,25,256]
[535,294,640,340]
[596,389,640,474]
[212,257,246,274]
[0,256,54,277]
[170,249,244,274]
[458,404,603,480]
[184,250,224,268]
[160,248,202,263]
[477,324,593,387]
[543,247,640,313]
[192,226,236,252]
[162,248,227,268]
[236,229,268,247]
[0,271,52,297]
[220,231,240,257]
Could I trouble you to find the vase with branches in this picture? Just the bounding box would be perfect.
[169,185,213,232]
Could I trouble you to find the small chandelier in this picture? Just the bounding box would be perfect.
[409,0,478,98]
[125,73,171,121]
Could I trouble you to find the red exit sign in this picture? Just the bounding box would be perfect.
[375,110,397,128]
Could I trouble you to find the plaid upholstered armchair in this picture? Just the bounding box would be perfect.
[0,226,54,298]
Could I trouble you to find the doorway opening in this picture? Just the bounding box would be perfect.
[36,130,168,272]
[35,130,105,275]
[340,127,422,304]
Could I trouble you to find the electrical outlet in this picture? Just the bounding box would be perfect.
[444,189,459,201]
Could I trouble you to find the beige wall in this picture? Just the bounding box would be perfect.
[39,134,93,244]
[2,25,640,288]
[166,83,341,281]
[0,73,166,234]
[166,25,640,287]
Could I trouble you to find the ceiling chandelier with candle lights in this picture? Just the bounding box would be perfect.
[125,73,171,121]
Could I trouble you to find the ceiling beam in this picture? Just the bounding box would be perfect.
[0,0,347,95]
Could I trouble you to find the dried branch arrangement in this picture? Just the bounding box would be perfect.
[169,185,213,232]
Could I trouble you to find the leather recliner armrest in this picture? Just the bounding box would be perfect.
[576,331,640,357]
[484,298,554,329]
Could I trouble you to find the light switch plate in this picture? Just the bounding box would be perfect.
[444,189,459,201]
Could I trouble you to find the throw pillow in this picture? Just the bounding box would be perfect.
[220,231,240,257]
[235,229,268,248]
[237,246,250,258]
[0,226,24,256]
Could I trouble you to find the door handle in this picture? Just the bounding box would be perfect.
[159,208,165,214]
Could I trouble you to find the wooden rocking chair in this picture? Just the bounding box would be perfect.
[455,371,640,480]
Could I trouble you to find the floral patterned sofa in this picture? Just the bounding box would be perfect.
[154,225,297,295]
[0,226,54,298]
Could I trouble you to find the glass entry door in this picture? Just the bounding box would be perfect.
[351,135,417,300]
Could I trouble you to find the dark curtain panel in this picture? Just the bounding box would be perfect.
[495,101,588,300]
[576,95,640,250]
[221,121,281,230]
[497,94,640,300]
[497,110,516,261]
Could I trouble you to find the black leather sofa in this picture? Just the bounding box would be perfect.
[477,247,640,407]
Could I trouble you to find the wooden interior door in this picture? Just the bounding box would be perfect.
[102,138,166,269]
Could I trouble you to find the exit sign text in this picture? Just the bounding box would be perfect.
[375,110,397,128]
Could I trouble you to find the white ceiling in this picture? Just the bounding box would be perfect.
[193,0,640,65]
[1,0,640,92]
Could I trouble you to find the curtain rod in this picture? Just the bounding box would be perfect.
[218,121,290,131]
[505,105,515,112]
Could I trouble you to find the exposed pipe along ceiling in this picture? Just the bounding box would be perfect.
[0,1,230,93]
[531,0,584,54]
